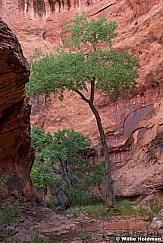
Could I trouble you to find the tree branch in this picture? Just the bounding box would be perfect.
[92,40,97,52]
[74,89,90,103]
[52,167,62,175]
[90,77,95,103]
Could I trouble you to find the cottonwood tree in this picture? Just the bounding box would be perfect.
[31,127,104,207]
[27,15,139,208]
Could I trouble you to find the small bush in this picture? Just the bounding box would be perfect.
[81,203,108,219]
[78,232,92,242]
[2,238,20,243]
[32,235,54,243]
[32,230,56,243]
[115,199,136,216]
[45,196,57,209]
[136,200,163,218]
[0,175,11,187]
[65,202,108,220]
[137,207,150,217]
[150,201,163,215]
[65,199,138,220]
[68,186,103,207]
[0,198,20,241]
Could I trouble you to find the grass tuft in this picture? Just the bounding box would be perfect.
[115,199,136,216]
[78,232,92,242]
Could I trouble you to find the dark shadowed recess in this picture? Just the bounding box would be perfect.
[18,0,71,16]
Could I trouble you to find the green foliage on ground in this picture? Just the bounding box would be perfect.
[0,176,21,241]
[137,200,163,218]
[67,185,103,207]
[150,200,163,215]
[0,199,20,241]
[65,202,108,219]
[31,237,55,243]
[65,199,142,219]
[78,232,92,242]
[0,175,11,187]
[3,235,55,243]
[65,198,163,220]
[115,199,136,216]
[31,231,56,243]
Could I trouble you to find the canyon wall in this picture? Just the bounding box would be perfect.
[107,70,163,197]
[0,0,162,198]
[128,0,160,17]
[0,20,34,199]
[0,0,161,19]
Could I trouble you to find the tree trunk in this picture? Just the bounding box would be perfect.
[59,158,71,189]
[74,86,114,208]
[89,101,114,208]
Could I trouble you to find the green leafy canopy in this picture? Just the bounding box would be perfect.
[31,127,104,200]
[65,14,117,48]
[31,127,91,189]
[32,127,91,166]
[26,14,139,101]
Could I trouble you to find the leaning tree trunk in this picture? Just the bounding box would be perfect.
[0,20,34,200]
[89,101,114,208]
[75,81,114,208]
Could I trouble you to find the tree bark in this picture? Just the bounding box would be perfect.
[75,84,114,209]
[58,158,71,189]
[88,101,114,208]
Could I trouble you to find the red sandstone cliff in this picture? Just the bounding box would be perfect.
[1,0,163,198]
[0,19,34,199]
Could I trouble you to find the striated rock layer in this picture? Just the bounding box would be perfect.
[107,70,163,197]
[0,20,34,199]
[1,0,163,198]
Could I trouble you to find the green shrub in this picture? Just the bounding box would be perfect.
[45,196,57,209]
[0,175,11,187]
[0,199,20,241]
[114,199,136,216]
[31,128,91,190]
[137,207,150,217]
[32,235,54,243]
[65,202,109,220]
[68,186,103,207]
[31,127,104,208]
[2,238,20,243]
[78,232,92,242]
[150,201,163,215]
[65,199,137,220]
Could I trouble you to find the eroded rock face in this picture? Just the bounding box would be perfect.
[128,0,161,17]
[107,69,163,197]
[0,20,34,199]
[0,0,161,21]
